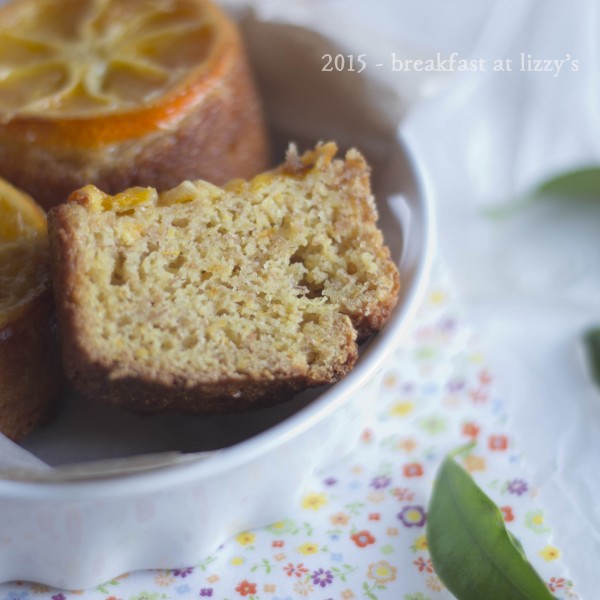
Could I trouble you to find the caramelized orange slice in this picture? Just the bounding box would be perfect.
[0,0,233,144]
[0,0,270,209]
[0,176,48,327]
[0,176,61,440]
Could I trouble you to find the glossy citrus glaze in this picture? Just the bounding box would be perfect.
[0,0,236,146]
[0,177,48,327]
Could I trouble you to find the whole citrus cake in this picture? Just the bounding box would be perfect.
[0,0,270,209]
[0,177,62,440]
[48,143,400,413]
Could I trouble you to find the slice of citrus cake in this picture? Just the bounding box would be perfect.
[48,142,400,413]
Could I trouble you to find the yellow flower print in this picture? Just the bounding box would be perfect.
[539,545,561,562]
[267,519,296,534]
[298,542,319,555]
[263,584,276,593]
[390,400,414,417]
[301,492,327,511]
[341,590,355,600]
[206,574,220,584]
[229,556,246,566]
[525,509,550,534]
[367,560,397,584]
[469,352,484,364]
[411,534,428,551]
[429,290,446,304]
[235,531,255,546]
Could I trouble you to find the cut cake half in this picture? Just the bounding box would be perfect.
[48,142,400,413]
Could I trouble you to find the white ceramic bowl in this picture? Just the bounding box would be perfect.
[0,19,435,589]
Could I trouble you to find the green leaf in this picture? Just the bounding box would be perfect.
[485,166,600,218]
[534,167,600,198]
[426,455,555,600]
[584,327,600,389]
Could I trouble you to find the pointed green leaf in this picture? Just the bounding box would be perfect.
[584,328,600,388]
[485,166,600,218]
[426,455,555,600]
[534,167,600,198]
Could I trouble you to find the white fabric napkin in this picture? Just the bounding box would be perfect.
[399,1,600,597]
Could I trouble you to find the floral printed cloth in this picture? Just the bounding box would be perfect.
[1,267,577,600]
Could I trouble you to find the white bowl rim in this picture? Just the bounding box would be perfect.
[0,132,436,499]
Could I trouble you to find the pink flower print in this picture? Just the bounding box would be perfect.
[547,577,567,592]
[351,530,376,548]
[414,557,434,573]
[392,487,415,502]
[462,422,480,439]
[235,580,257,597]
[488,434,508,451]
[403,463,424,478]
[361,428,374,443]
[469,387,488,403]
[479,369,492,385]
[329,512,351,526]
[501,506,515,522]
[284,563,309,577]
[397,437,417,453]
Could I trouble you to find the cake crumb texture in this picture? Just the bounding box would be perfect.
[49,142,400,412]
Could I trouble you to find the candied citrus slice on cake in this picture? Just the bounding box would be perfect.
[0,176,47,325]
[0,0,270,208]
[0,177,45,238]
[0,176,61,440]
